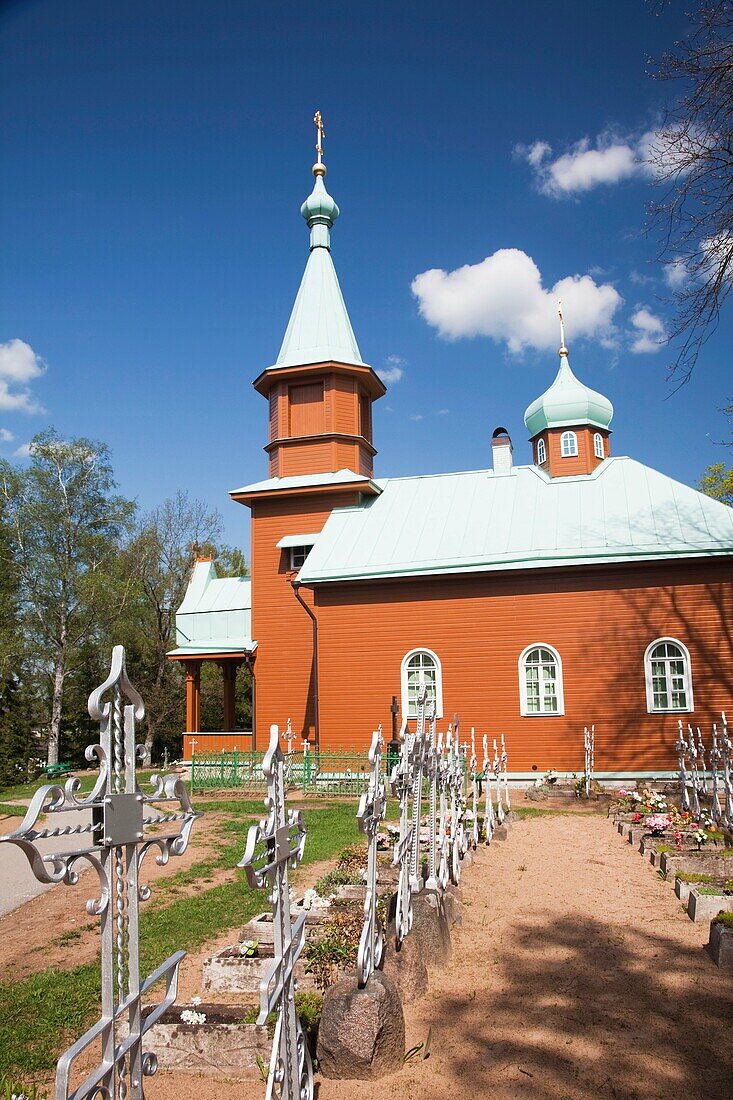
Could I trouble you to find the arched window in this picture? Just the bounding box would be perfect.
[401,648,443,719]
[519,644,564,716]
[536,437,547,465]
[645,638,693,712]
[593,432,604,459]
[560,431,578,458]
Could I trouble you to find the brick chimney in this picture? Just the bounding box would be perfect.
[491,426,513,474]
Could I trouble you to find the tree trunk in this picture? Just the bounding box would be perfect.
[48,657,65,766]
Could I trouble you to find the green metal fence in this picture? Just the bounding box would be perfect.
[190,744,466,795]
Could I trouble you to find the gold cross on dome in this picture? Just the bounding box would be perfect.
[314,110,325,164]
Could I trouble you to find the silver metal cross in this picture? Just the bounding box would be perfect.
[239,724,312,1100]
[675,720,690,813]
[390,718,416,946]
[356,726,387,986]
[482,733,495,843]
[1,646,199,1100]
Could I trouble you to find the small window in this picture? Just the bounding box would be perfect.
[561,431,578,458]
[537,437,547,465]
[645,638,693,712]
[519,644,564,716]
[401,648,443,719]
[593,432,604,459]
[290,545,311,570]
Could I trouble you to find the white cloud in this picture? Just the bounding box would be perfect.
[516,130,657,197]
[437,409,449,415]
[13,442,32,458]
[411,248,622,353]
[630,307,667,354]
[378,354,405,385]
[0,339,46,413]
[630,270,655,287]
[0,428,14,443]
[664,257,689,290]
[409,414,423,422]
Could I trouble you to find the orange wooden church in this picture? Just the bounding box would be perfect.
[171,127,733,780]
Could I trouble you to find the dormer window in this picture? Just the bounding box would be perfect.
[560,431,578,458]
[290,545,311,570]
[536,437,547,465]
[593,432,604,459]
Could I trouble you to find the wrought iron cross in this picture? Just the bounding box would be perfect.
[356,726,387,986]
[696,726,708,795]
[0,646,199,1100]
[675,720,690,813]
[468,729,479,850]
[482,733,495,843]
[424,703,439,891]
[493,738,505,825]
[721,712,733,830]
[686,723,701,818]
[500,733,511,812]
[710,722,722,825]
[390,718,416,946]
[239,724,312,1100]
[408,679,428,894]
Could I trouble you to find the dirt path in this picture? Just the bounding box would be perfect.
[321,813,733,1100]
[149,811,733,1100]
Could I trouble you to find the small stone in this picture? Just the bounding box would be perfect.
[411,889,452,968]
[317,970,405,1079]
[382,922,428,1003]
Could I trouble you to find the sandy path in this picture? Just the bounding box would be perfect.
[322,813,733,1100]
[150,811,733,1100]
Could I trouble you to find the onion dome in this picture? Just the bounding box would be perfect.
[524,330,613,437]
[301,173,340,248]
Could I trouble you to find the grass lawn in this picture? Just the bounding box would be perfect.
[0,797,361,1083]
[0,771,159,805]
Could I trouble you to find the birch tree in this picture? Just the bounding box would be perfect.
[0,430,134,765]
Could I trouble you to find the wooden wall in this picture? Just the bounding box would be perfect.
[306,558,733,772]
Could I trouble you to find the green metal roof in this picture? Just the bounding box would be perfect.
[169,560,255,656]
[524,352,614,436]
[296,457,733,584]
[273,168,365,371]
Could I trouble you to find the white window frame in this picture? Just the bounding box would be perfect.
[644,637,693,713]
[560,431,578,458]
[593,432,604,459]
[401,648,443,720]
[536,437,547,465]
[290,545,311,570]
[518,643,565,716]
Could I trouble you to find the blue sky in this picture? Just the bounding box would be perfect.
[1,0,731,546]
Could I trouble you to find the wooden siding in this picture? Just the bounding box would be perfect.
[185,732,254,757]
[302,558,733,772]
[534,426,610,477]
[288,382,325,436]
[249,489,361,745]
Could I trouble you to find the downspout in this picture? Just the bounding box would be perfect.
[291,580,320,753]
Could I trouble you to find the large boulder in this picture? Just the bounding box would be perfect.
[382,921,428,1003]
[317,970,405,1079]
[411,889,452,968]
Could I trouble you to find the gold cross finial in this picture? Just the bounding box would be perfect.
[314,110,325,166]
[558,299,568,354]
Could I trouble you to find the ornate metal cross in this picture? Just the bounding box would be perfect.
[424,703,440,891]
[583,725,595,799]
[482,733,495,843]
[390,718,416,946]
[710,722,722,825]
[686,723,702,818]
[696,726,708,795]
[447,731,463,886]
[721,712,733,830]
[239,724,312,1100]
[408,680,428,894]
[493,738,505,825]
[0,646,199,1100]
[500,733,511,812]
[356,726,387,986]
[468,729,479,850]
[436,729,449,889]
[675,720,690,812]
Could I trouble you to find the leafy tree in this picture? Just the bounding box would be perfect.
[0,430,135,765]
[699,459,733,503]
[122,492,225,758]
[648,1,733,383]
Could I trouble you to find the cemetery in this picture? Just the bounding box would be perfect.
[1,654,732,1099]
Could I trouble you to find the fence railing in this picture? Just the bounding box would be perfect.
[191,744,467,796]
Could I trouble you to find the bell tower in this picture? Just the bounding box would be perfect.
[252,111,385,479]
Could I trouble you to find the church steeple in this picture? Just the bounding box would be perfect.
[524,304,614,477]
[253,113,385,479]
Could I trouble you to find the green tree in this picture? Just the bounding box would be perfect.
[0,430,135,765]
[699,460,733,504]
